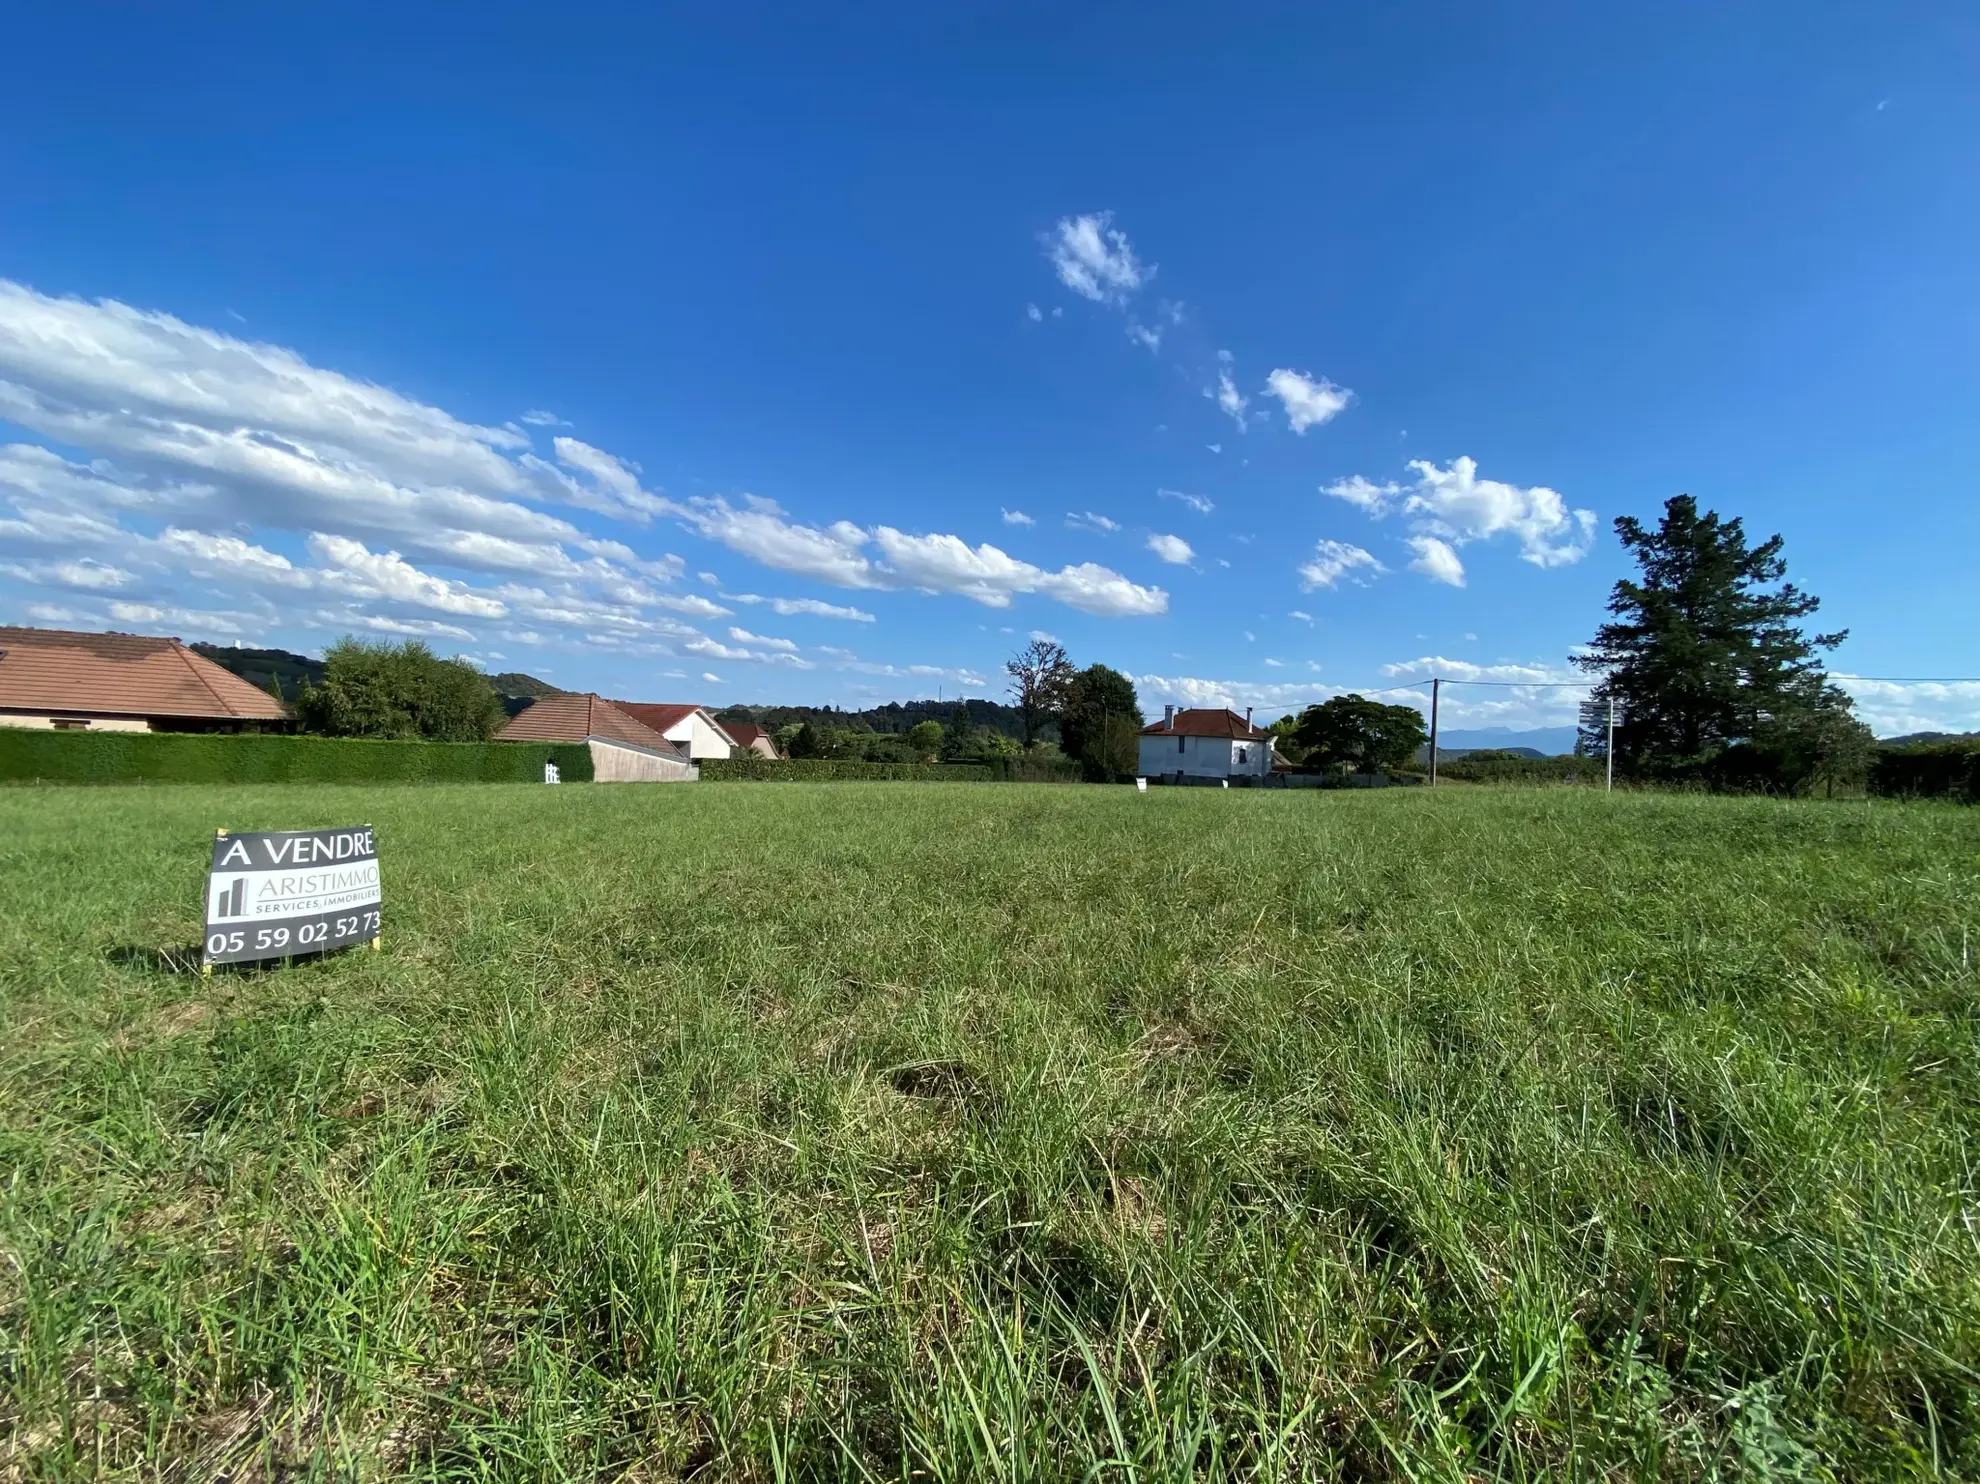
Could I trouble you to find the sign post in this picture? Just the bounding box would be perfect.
[202,824,382,969]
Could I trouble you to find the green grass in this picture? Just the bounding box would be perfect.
[2,783,1977,1481]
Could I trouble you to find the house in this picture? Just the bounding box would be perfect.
[609,702,740,762]
[0,627,289,732]
[496,693,697,782]
[720,720,781,760]
[1138,705,1276,784]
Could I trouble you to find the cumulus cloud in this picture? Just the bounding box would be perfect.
[665,494,1167,616]
[1834,678,1980,738]
[1263,369,1352,433]
[1126,323,1162,352]
[1298,539,1384,590]
[1001,508,1034,526]
[1025,303,1044,323]
[1157,488,1213,515]
[519,409,569,427]
[0,557,133,591]
[1146,532,1194,565]
[1042,212,1148,305]
[307,534,509,617]
[1407,535,1467,586]
[1325,456,1597,573]
[1065,511,1120,534]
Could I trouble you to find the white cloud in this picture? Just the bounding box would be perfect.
[307,533,508,617]
[1065,511,1120,534]
[519,409,569,427]
[1210,369,1248,431]
[1381,656,1573,684]
[1833,677,1980,738]
[666,494,1167,616]
[1043,212,1149,305]
[1298,539,1384,590]
[649,593,732,618]
[1407,535,1466,587]
[702,672,722,683]
[1206,443,1222,455]
[1264,658,1284,668]
[1289,610,1313,624]
[1263,369,1352,433]
[1146,532,1194,565]
[1001,508,1035,526]
[1127,323,1162,352]
[332,611,477,641]
[1029,629,1057,643]
[1025,303,1044,323]
[1326,457,1596,572]
[1157,488,1213,515]
[726,594,876,621]
[0,557,134,591]
[728,625,799,652]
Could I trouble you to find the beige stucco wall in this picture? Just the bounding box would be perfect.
[659,710,738,761]
[0,712,152,732]
[588,737,698,782]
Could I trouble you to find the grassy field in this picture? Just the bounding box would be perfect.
[2,783,1977,1481]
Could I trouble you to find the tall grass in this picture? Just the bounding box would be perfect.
[2,783,1976,1479]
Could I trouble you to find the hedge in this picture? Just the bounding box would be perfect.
[700,758,993,783]
[1870,742,1980,803]
[0,729,594,785]
[1437,752,1605,786]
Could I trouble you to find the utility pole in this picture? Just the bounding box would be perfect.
[1606,694,1615,793]
[1428,678,1441,788]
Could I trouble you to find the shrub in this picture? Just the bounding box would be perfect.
[0,729,592,785]
[700,758,993,783]
[1870,742,1980,803]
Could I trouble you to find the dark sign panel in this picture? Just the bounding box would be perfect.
[202,825,382,966]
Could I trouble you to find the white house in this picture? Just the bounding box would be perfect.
[1138,706,1276,783]
[611,702,740,761]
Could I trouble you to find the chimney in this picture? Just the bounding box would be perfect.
[1244,706,1254,728]
[1164,704,1176,730]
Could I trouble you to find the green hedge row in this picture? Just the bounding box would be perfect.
[700,758,992,783]
[1870,742,1980,803]
[1437,752,1606,785]
[0,728,594,785]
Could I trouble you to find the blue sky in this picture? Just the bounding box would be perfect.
[2,2,1975,734]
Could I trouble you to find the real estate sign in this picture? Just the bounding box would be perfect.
[203,825,382,966]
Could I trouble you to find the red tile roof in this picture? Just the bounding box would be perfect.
[0,627,289,722]
[723,721,775,750]
[610,701,700,736]
[611,702,736,749]
[1140,707,1272,741]
[497,693,684,755]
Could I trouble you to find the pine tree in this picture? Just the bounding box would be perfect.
[1573,495,1855,776]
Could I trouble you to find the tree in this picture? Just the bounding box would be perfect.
[787,720,824,759]
[1059,664,1144,778]
[1292,694,1428,776]
[939,704,973,762]
[295,638,503,741]
[1268,714,1308,766]
[1005,638,1074,747]
[1573,495,1851,776]
[905,720,944,759]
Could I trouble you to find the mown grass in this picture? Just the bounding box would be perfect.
[1,782,1977,1481]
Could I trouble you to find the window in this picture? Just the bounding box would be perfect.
[1177,735,1186,753]
[1238,747,1248,764]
